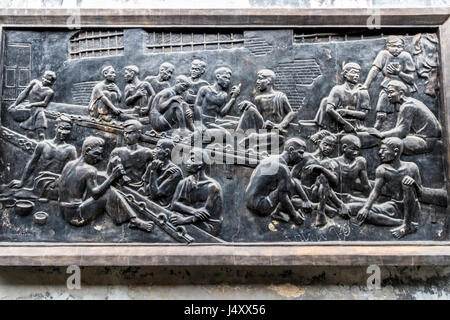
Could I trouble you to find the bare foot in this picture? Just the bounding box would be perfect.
[129,218,154,232]
[69,218,87,227]
[391,222,418,239]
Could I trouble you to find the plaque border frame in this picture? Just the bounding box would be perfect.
[0,8,449,266]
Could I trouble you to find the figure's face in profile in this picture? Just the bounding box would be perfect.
[160,66,174,81]
[387,42,404,57]
[288,146,305,165]
[216,72,231,89]
[175,79,189,93]
[190,63,205,79]
[104,68,116,82]
[379,144,396,163]
[42,73,55,86]
[123,128,140,145]
[56,122,72,141]
[256,74,271,92]
[186,154,203,174]
[344,143,360,160]
[124,69,135,82]
[86,145,104,164]
[344,68,360,84]
[387,86,401,104]
[319,137,336,157]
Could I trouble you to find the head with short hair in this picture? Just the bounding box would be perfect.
[102,66,116,82]
[174,75,191,93]
[82,136,105,164]
[214,67,232,89]
[284,137,307,165]
[342,62,361,84]
[42,71,56,86]
[125,65,139,75]
[256,69,276,92]
[123,120,142,145]
[379,137,403,163]
[55,115,72,140]
[186,147,210,174]
[341,134,361,160]
[190,59,207,79]
[386,36,405,56]
[311,130,337,157]
[156,138,175,160]
[159,62,175,81]
[387,80,408,104]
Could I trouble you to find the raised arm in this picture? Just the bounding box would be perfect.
[219,84,240,117]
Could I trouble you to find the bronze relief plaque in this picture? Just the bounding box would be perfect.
[0,23,448,247]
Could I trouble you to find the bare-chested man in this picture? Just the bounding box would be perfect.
[58,136,154,232]
[184,59,210,104]
[8,71,56,141]
[107,120,154,189]
[191,67,240,148]
[333,134,371,196]
[89,66,126,121]
[193,66,240,127]
[9,115,77,199]
[141,139,183,207]
[237,69,295,132]
[367,80,442,155]
[145,62,175,94]
[355,137,421,238]
[245,138,312,225]
[292,131,349,227]
[150,75,194,133]
[169,149,223,236]
[314,62,370,134]
[124,65,155,118]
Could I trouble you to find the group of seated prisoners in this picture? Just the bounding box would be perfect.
[5,36,444,239]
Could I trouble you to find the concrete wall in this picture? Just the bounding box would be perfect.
[0,0,449,300]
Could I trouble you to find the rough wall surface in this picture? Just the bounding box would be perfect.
[0,0,449,300]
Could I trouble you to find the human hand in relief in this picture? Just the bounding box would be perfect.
[231,83,241,98]
[387,62,401,75]
[238,100,254,112]
[194,208,210,221]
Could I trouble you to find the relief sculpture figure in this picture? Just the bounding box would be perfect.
[89,66,127,122]
[58,136,155,232]
[169,149,223,236]
[245,138,312,225]
[9,115,77,200]
[314,62,370,134]
[145,62,175,94]
[354,137,422,238]
[363,36,417,131]
[124,65,156,118]
[141,138,183,207]
[150,75,194,133]
[106,120,154,189]
[184,59,210,104]
[367,80,442,155]
[8,71,56,141]
[237,69,295,133]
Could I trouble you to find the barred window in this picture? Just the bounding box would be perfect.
[69,30,124,59]
[144,31,244,54]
